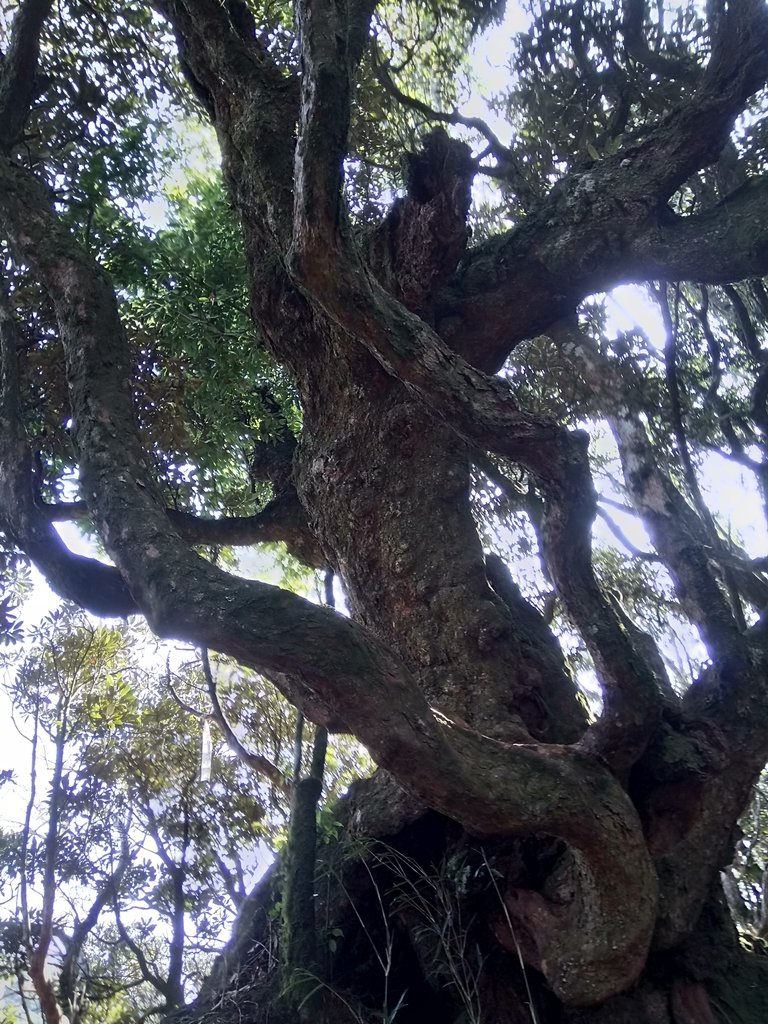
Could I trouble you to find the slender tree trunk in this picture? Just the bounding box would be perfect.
[28,692,67,1024]
[282,722,328,1013]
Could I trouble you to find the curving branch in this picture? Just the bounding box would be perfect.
[369,44,538,208]
[621,0,700,83]
[199,648,290,795]
[437,1,768,371]
[0,152,659,1008]
[554,319,768,945]
[554,320,745,664]
[0,281,136,617]
[442,171,768,372]
[113,902,169,1002]
[58,834,132,1015]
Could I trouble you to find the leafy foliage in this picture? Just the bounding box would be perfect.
[0,604,368,1022]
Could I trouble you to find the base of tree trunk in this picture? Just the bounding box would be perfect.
[171,776,768,1024]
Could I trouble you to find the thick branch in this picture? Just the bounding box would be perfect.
[0,154,657,1006]
[443,171,768,373]
[539,497,665,773]
[42,491,326,569]
[282,718,327,987]
[159,0,298,240]
[0,281,136,616]
[556,321,768,943]
[555,321,745,665]
[0,0,53,153]
[438,1,768,370]
[292,0,376,259]
[629,175,768,284]
[553,330,768,944]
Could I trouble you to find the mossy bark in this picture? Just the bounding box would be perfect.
[281,725,328,1016]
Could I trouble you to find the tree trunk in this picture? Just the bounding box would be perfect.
[5,2,768,1022]
[187,776,768,1024]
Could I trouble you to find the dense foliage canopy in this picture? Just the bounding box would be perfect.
[3,0,768,1022]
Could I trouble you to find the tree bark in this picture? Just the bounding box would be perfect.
[4,0,768,1019]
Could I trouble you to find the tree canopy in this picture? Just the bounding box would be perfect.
[3,0,768,1022]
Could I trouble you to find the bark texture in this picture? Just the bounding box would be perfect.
[3,0,768,1021]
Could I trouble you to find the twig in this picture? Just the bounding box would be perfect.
[200,648,289,794]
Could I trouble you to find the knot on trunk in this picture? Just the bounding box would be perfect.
[365,128,475,318]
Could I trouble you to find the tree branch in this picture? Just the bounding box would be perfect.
[41,490,326,569]
[0,279,136,616]
[212,850,246,910]
[0,155,659,1004]
[165,798,189,1008]
[622,0,699,83]
[158,0,298,241]
[655,282,746,629]
[368,44,537,208]
[199,648,289,795]
[58,834,132,1015]
[628,175,768,285]
[28,689,67,1024]
[291,0,376,261]
[291,148,668,770]
[438,2,768,370]
[554,320,745,664]
[0,0,53,153]
[551,331,768,946]
[168,494,315,557]
[596,504,657,560]
[113,903,169,1000]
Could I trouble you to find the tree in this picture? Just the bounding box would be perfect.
[0,608,306,1023]
[0,607,140,1024]
[0,599,367,1024]
[2,0,768,1020]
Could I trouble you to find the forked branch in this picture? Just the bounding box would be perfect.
[292,0,376,259]
[0,149,657,1007]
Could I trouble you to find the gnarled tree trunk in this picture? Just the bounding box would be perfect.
[3,1,768,1021]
